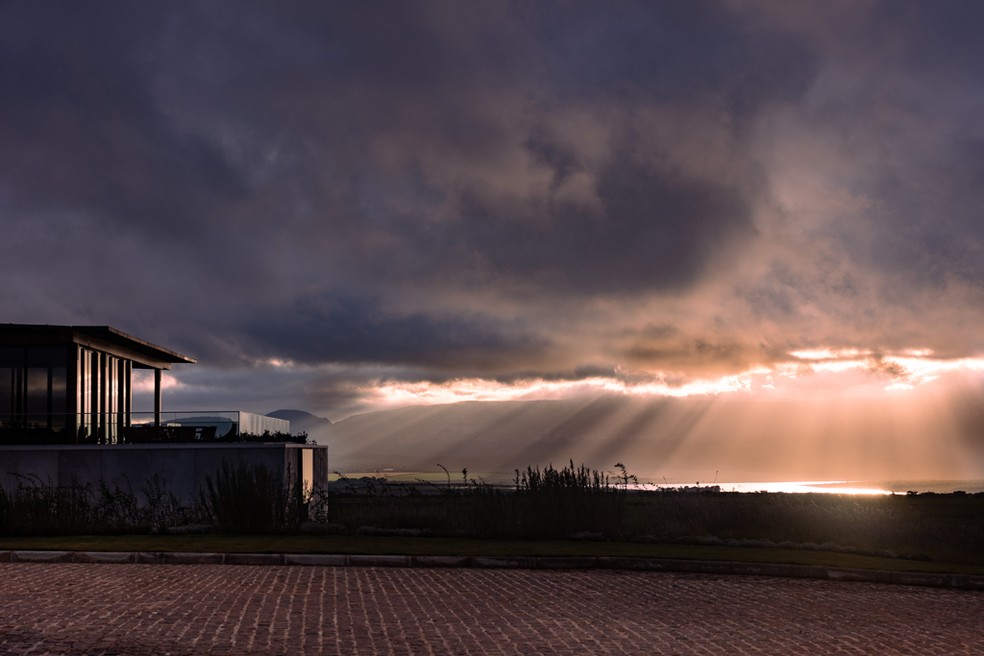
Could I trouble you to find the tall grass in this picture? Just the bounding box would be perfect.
[200,461,304,533]
[323,466,984,565]
[328,461,635,540]
[502,461,633,538]
[2,460,982,566]
[0,473,197,535]
[0,474,92,534]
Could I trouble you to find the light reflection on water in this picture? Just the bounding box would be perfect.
[713,481,893,495]
[621,481,894,495]
[644,479,984,495]
[335,472,984,495]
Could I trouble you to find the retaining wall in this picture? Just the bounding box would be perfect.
[0,443,329,504]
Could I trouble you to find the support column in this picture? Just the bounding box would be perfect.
[118,359,130,435]
[67,346,79,443]
[95,352,104,443]
[154,369,162,427]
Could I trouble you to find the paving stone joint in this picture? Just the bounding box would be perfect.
[0,560,981,655]
[1,548,981,590]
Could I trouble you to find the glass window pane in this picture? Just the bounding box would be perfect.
[27,367,48,425]
[0,367,11,421]
[50,367,67,429]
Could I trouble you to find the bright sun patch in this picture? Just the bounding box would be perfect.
[789,348,870,361]
[365,349,984,409]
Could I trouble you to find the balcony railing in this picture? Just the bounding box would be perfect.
[0,411,298,445]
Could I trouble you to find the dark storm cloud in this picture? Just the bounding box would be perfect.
[152,0,805,299]
[726,0,984,361]
[524,1,817,111]
[0,3,242,239]
[619,324,769,375]
[450,157,757,294]
[242,294,547,372]
[2,1,984,414]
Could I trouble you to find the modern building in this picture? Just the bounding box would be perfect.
[0,323,197,443]
[0,323,327,501]
[0,324,291,443]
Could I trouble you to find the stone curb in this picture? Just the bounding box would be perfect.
[284,554,348,566]
[2,550,982,590]
[225,553,285,566]
[473,556,538,569]
[348,554,410,567]
[10,550,75,563]
[75,551,136,564]
[412,555,471,568]
[136,552,225,565]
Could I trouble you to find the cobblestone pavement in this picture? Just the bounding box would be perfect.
[0,563,981,655]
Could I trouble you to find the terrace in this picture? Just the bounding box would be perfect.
[0,410,294,445]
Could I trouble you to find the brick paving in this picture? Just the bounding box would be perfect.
[0,564,981,655]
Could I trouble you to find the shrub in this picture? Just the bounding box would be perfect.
[503,461,631,539]
[0,474,94,535]
[200,461,302,533]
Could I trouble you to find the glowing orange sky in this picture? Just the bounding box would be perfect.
[7,4,984,484]
[359,348,984,410]
[310,348,984,484]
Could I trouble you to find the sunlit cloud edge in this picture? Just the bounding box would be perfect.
[364,350,984,408]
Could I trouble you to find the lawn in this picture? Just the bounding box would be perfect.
[2,533,983,575]
[3,462,982,573]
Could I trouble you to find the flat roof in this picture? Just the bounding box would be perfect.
[0,324,196,369]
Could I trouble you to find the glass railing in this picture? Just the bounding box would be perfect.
[0,411,296,445]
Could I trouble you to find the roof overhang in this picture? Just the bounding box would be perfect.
[0,324,197,370]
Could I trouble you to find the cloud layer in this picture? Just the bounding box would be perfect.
[3,1,984,418]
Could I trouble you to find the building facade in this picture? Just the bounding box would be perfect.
[0,324,328,500]
[0,324,197,444]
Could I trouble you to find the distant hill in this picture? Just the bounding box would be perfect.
[266,409,332,441]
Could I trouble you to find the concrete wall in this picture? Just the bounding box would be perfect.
[0,444,328,505]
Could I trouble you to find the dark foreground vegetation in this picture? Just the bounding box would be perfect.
[1,462,982,567]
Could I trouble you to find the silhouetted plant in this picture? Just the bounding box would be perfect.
[1,460,982,567]
[0,474,94,534]
[305,482,332,525]
[141,474,203,531]
[501,461,630,539]
[200,461,302,533]
[94,477,143,532]
[235,431,308,444]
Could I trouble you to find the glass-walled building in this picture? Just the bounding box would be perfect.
[0,324,196,444]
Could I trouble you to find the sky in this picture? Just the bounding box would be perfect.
[3,2,984,477]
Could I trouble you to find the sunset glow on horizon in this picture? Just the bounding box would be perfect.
[4,3,984,483]
[360,349,984,412]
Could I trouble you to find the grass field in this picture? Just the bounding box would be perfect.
[323,485,984,567]
[2,462,982,572]
[2,533,983,575]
